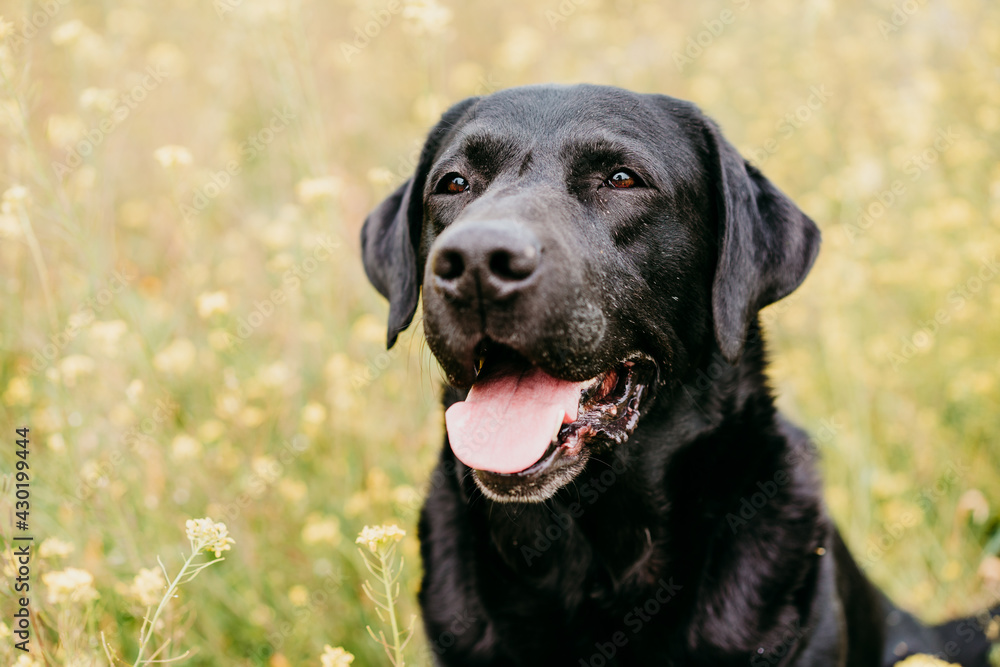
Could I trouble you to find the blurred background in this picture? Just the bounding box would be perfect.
[1,0,999,664]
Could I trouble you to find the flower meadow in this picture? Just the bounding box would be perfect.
[1,0,1000,664]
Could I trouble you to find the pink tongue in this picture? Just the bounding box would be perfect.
[445,364,581,474]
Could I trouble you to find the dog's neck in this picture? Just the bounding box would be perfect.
[443,323,826,639]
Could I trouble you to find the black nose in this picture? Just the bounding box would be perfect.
[430,222,541,303]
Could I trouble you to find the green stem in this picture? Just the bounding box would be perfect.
[132,548,200,666]
[379,549,403,666]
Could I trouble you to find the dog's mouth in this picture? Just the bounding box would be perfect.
[445,343,656,502]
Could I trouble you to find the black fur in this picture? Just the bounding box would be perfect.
[360,84,999,666]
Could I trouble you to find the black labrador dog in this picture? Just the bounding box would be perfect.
[361,84,999,667]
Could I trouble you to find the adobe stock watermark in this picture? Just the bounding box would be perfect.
[751,619,810,666]
[179,106,297,220]
[377,83,499,188]
[3,0,71,54]
[519,452,630,566]
[843,126,959,243]
[876,0,928,39]
[26,266,136,376]
[218,435,310,524]
[673,0,751,72]
[916,590,1000,665]
[340,0,404,63]
[747,85,831,167]
[351,344,404,391]
[256,565,345,661]
[214,0,244,19]
[885,255,999,371]
[414,607,480,662]
[51,66,169,181]
[545,0,587,30]
[223,235,340,347]
[859,459,968,570]
[70,395,179,504]
[578,578,683,666]
[725,426,834,533]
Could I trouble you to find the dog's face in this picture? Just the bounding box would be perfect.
[362,84,819,502]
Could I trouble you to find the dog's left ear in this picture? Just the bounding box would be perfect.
[700,116,821,363]
[361,97,480,349]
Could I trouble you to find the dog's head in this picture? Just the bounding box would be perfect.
[362,84,819,503]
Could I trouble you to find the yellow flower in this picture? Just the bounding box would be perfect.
[171,434,202,462]
[302,514,342,546]
[89,319,128,355]
[50,20,85,45]
[1,185,29,213]
[130,567,166,607]
[58,355,96,386]
[185,517,235,558]
[38,537,75,559]
[153,145,193,168]
[320,645,354,667]
[47,113,86,148]
[197,291,230,318]
[42,567,99,605]
[402,0,453,35]
[355,524,406,553]
[197,419,225,442]
[367,167,395,187]
[0,17,15,41]
[2,377,31,405]
[986,615,1000,641]
[79,87,118,113]
[301,402,327,425]
[895,656,960,667]
[0,212,19,238]
[13,655,43,667]
[295,176,341,204]
[288,584,310,606]
[154,338,197,375]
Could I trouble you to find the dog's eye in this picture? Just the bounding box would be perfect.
[437,173,470,194]
[606,170,642,189]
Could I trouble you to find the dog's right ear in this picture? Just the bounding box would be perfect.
[361,97,480,349]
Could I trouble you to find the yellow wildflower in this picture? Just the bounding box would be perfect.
[302,514,342,546]
[79,87,118,113]
[171,434,202,462]
[130,567,166,607]
[366,167,395,186]
[0,17,15,41]
[355,524,406,553]
[1,185,29,213]
[38,537,75,559]
[58,355,96,386]
[320,645,354,667]
[50,20,85,45]
[895,656,960,667]
[154,338,197,375]
[185,517,235,557]
[402,0,452,35]
[153,145,193,168]
[295,176,341,204]
[3,377,31,405]
[42,567,99,605]
[197,291,230,318]
[288,584,309,607]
